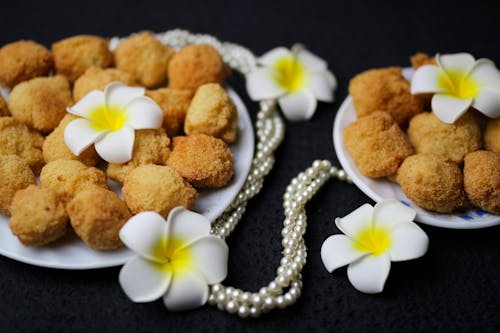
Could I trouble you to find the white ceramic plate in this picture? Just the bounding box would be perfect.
[333,68,500,229]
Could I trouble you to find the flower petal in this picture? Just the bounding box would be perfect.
[163,269,209,311]
[436,53,476,79]
[295,47,328,71]
[372,199,416,231]
[335,203,374,238]
[258,47,293,67]
[431,94,473,124]
[389,222,429,262]
[321,234,369,273]
[67,90,105,118]
[472,87,500,118]
[125,96,163,130]
[119,256,172,302]
[64,118,106,156]
[246,68,285,100]
[347,253,391,294]
[166,207,211,253]
[308,71,336,102]
[278,90,317,121]
[467,58,500,87]
[411,65,450,94]
[94,126,135,163]
[105,82,145,109]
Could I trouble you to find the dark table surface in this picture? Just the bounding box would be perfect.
[1,0,499,332]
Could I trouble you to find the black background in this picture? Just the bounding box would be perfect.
[1,0,499,332]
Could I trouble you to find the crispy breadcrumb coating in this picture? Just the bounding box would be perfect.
[410,52,436,69]
[0,94,9,116]
[484,118,500,154]
[0,155,36,214]
[73,67,137,101]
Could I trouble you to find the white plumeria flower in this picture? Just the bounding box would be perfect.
[411,52,500,123]
[119,207,228,311]
[64,82,163,164]
[321,200,428,294]
[246,45,337,121]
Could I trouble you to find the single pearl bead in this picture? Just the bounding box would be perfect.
[238,305,250,318]
[250,306,261,318]
[226,301,238,314]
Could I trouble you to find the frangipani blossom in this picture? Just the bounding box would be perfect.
[321,200,428,294]
[64,82,163,164]
[119,207,228,311]
[246,45,337,121]
[411,53,500,124]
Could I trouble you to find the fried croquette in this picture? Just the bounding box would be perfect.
[410,52,436,69]
[107,129,171,183]
[484,118,500,154]
[168,44,230,90]
[407,112,481,164]
[463,151,500,214]
[0,94,9,116]
[145,88,194,136]
[73,67,137,101]
[167,134,233,188]
[0,155,36,214]
[114,31,174,88]
[9,185,68,246]
[184,83,237,143]
[67,186,131,250]
[122,165,197,217]
[8,75,73,132]
[348,67,423,127]
[343,111,414,178]
[0,117,44,174]
[0,40,53,87]
[397,154,465,213]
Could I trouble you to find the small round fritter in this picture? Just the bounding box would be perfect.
[67,186,131,250]
[43,114,100,166]
[463,151,500,214]
[107,128,171,183]
[407,112,481,164]
[114,31,174,88]
[484,118,500,154]
[0,117,44,174]
[0,155,36,214]
[8,75,73,132]
[146,88,194,136]
[0,40,53,88]
[184,83,237,143]
[0,94,9,116]
[73,67,137,102]
[343,111,414,178]
[52,35,113,82]
[9,185,68,246]
[168,44,230,90]
[122,165,198,217]
[397,154,465,213]
[348,67,423,127]
[167,134,233,188]
[410,52,436,69]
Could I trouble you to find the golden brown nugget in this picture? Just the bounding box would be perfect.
[67,186,131,250]
[146,88,194,136]
[484,118,500,154]
[167,134,233,188]
[184,83,237,143]
[107,129,171,183]
[0,40,53,87]
[8,75,73,132]
[168,44,230,90]
[9,185,68,246]
[348,67,423,127]
[0,155,36,214]
[0,117,44,174]
[343,111,414,178]
[73,67,137,101]
[122,165,197,217]
[410,52,436,69]
[407,112,481,164]
[397,154,465,213]
[0,94,9,116]
[42,114,100,166]
[114,31,174,88]
[463,151,500,214]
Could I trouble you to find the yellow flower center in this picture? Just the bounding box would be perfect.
[272,56,306,92]
[88,105,127,132]
[438,69,478,99]
[353,226,391,256]
[151,236,193,275]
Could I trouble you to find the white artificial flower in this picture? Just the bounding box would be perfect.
[321,200,428,294]
[411,53,500,123]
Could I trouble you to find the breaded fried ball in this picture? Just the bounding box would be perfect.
[8,75,73,132]
[0,40,53,87]
[73,67,137,101]
[407,112,481,164]
[107,129,171,183]
[114,31,174,88]
[484,118,500,154]
[168,44,229,90]
[397,154,465,213]
[0,117,44,174]
[410,52,436,69]
[348,67,423,127]
[52,35,113,82]
[146,88,194,136]
[0,94,9,116]
[67,186,131,250]
[167,134,233,188]
[0,155,36,214]
[463,151,500,214]
[43,114,100,166]
[184,83,237,143]
[9,185,68,246]
[122,165,197,217]
[343,111,414,178]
